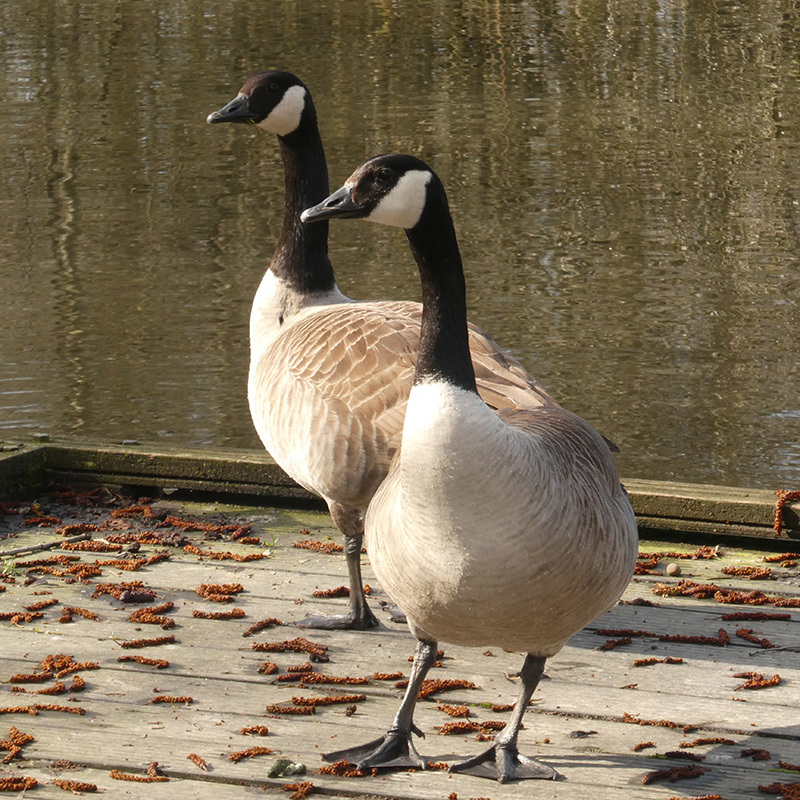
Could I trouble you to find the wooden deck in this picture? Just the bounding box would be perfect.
[1,484,799,799]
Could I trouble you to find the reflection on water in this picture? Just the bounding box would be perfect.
[0,1,798,488]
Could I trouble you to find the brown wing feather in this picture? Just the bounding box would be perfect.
[251,300,557,507]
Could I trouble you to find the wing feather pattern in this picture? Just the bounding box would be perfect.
[249,300,556,509]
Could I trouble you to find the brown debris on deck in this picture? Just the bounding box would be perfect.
[0,485,798,799]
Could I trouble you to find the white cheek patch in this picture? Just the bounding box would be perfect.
[258,85,307,136]
[368,169,432,229]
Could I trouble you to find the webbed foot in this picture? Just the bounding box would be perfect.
[295,605,380,631]
[324,727,426,770]
[449,744,559,783]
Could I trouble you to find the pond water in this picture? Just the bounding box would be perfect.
[1,1,798,489]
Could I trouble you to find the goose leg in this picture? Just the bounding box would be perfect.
[296,505,380,630]
[323,638,437,769]
[449,654,559,782]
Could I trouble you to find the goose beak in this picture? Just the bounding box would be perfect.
[301,186,363,223]
[206,94,255,125]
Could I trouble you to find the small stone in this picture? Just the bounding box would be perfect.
[666,563,681,576]
[267,759,306,778]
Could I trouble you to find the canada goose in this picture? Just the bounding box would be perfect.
[207,73,556,631]
[301,154,638,781]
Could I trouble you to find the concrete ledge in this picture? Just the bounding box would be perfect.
[1,436,797,542]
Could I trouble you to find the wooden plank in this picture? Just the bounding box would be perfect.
[1,494,799,799]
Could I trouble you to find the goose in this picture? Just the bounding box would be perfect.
[207,72,556,631]
[301,154,638,782]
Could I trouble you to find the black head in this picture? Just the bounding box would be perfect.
[206,70,311,136]
[301,154,439,229]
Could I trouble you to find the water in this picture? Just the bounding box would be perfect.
[1,0,798,489]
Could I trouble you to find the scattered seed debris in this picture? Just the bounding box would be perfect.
[621,712,696,733]
[666,795,723,800]
[680,737,737,749]
[109,769,168,782]
[318,759,373,777]
[252,637,328,661]
[741,748,771,761]
[653,580,800,608]
[229,746,272,762]
[192,608,245,620]
[599,636,632,650]
[293,539,344,554]
[762,552,800,563]
[53,778,98,792]
[195,582,244,598]
[24,598,59,611]
[312,586,350,598]
[129,604,175,629]
[266,704,315,715]
[735,628,775,649]
[284,781,315,799]
[243,618,282,636]
[641,765,707,785]
[663,750,705,762]
[300,673,369,686]
[773,489,800,536]
[61,540,122,552]
[658,629,730,647]
[395,678,478,699]
[722,565,773,579]
[733,672,782,691]
[92,580,149,600]
[148,695,193,705]
[291,694,366,707]
[184,544,263,562]
[597,628,657,637]
[758,782,800,798]
[117,655,169,669]
[0,776,37,791]
[241,725,269,736]
[33,703,86,715]
[187,752,209,771]
[118,635,176,649]
[437,704,471,718]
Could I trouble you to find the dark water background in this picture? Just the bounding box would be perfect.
[1,1,799,489]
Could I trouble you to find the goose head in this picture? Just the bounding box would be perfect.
[206,70,311,137]
[301,154,438,230]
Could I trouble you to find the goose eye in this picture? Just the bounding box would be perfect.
[376,168,394,185]
[267,82,281,94]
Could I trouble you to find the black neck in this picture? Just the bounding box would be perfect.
[271,110,335,294]
[406,193,478,394]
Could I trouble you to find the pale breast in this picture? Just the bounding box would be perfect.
[366,385,638,656]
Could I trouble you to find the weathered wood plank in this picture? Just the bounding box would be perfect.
[1,492,799,799]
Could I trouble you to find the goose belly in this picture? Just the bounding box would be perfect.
[370,493,635,655]
[366,383,638,656]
